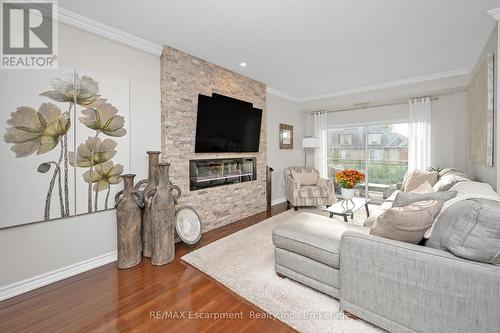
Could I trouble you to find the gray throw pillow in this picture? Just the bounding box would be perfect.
[393,190,457,207]
[433,174,469,192]
[426,199,500,265]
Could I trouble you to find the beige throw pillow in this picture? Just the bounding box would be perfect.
[403,170,438,192]
[369,200,444,244]
[291,172,318,186]
[363,190,398,227]
[410,181,434,194]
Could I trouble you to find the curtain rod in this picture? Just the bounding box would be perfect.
[309,96,439,115]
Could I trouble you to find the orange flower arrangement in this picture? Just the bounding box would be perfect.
[335,169,365,189]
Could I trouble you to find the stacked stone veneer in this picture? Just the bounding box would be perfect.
[160,46,267,232]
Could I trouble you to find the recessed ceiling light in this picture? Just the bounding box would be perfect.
[240,62,247,67]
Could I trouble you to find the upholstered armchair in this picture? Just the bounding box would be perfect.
[284,166,336,210]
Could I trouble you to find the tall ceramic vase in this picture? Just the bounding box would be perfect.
[135,151,160,257]
[115,174,144,269]
[148,162,179,266]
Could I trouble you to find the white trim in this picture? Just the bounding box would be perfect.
[487,7,500,20]
[30,6,158,57]
[0,251,117,301]
[58,8,163,57]
[271,197,286,206]
[267,69,469,103]
[29,4,163,56]
[266,87,300,102]
[296,69,469,102]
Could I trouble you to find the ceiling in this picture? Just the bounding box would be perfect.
[59,0,499,101]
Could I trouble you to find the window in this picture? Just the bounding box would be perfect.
[339,133,352,145]
[340,150,352,159]
[368,133,382,145]
[328,123,409,203]
[370,149,384,160]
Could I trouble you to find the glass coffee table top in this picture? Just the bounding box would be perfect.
[323,197,371,222]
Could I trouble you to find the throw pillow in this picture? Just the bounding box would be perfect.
[433,174,469,192]
[438,167,469,179]
[410,181,434,194]
[402,170,438,192]
[426,199,500,265]
[393,190,457,207]
[363,190,398,227]
[369,200,444,244]
[291,172,318,186]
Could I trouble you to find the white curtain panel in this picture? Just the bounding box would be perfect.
[313,111,328,178]
[408,97,432,171]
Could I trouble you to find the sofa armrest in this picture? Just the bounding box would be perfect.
[339,231,500,333]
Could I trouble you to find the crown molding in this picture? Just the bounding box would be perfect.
[57,8,163,57]
[267,69,469,103]
[266,87,300,102]
[293,68,470,103]
[487,7,500,20]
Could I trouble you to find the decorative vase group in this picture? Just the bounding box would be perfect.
[115,151,181,269]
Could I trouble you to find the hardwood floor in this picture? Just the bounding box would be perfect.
[0,203,295,333]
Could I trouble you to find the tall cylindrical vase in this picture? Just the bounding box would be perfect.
[137,151,160,257]
[148,162,177,266]
[115,174,144,269]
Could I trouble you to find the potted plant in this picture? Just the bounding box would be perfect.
[335,169,365,200]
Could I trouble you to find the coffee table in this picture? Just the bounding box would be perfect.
[323,197,371,222]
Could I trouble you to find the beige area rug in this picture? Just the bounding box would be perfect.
[181,206,381,333]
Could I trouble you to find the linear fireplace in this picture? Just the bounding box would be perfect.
[189,157,257,191]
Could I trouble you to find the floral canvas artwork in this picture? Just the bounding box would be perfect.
[0,68,130,228]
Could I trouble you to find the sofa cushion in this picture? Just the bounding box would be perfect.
[426,199,500,265]
[299,185,328,198]
[402,170,438,192]
[369,200,444,244]
[450,181,496,196]
[291,171,318,186]
[272,212,368,268]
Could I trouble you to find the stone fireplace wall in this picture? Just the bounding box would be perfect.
[160,46,267,232]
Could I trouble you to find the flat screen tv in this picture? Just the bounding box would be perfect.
[195,93,262,153]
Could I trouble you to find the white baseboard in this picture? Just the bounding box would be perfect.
[0,251,117,302]
[271,197,286,206]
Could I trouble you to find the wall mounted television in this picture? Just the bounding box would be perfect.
[195,93,262,153]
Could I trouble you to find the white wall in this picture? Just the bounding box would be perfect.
[468,25,498,189]
[266,93,304,203]
[497,22,500,192]
[431,91,469,172]
[0,23,160,288]
[303,91,469,174]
